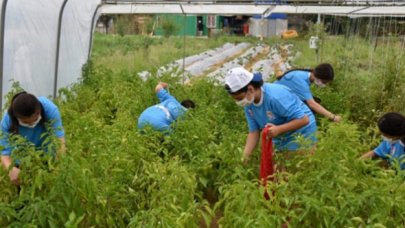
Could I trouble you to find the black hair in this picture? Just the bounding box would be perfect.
[314,63,334,81]
[276,63,334,82]
[181,99,195,109]
[7,91,45,134]
[224,74,264,95]
[378,112,405,137]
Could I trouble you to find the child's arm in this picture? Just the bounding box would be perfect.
[155,82,176,103]
[266,116,309,138]
[361,150,376,159]
[242,131,260,164]
[1,155,20,185]
[306,99,341,122]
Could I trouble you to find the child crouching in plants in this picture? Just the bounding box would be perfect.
[1,92,66,186]
[275,63,341,123]
[361,112,405,170]
[224,67,317,166]
[137,82,195,133]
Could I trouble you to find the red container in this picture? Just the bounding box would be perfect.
[242,23,249,35]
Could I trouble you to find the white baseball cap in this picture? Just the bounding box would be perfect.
[225,67,253,93]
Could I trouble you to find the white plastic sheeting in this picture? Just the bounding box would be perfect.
[137,42,236,80]
[249,19,266,38]
[101,3,405,16]
[173,43,235,69]
[344,0,404,5]
[185,42,250,76]
[351,6,405,17]
[267,5,405,17]
[208,44,267,79]
[208,44,293,83]
[0,0,3,30]
[3,0,64,105]
[249,18,288,38]
[251,45,293,80]
[181,4,270,15]
[138,42,251,82]
[267,19,287,37]
[137,42,297,85]
[1,0,101,108]
[266,6,365,16]
[101,4,183,14]
[58,0,101,90]
[101,4,270,15]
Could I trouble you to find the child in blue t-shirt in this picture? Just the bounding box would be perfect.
[361,112,405,170]
[137,82,195,133]
[0,92,65,186]
[275,63,341,122]
[224,67,317,163]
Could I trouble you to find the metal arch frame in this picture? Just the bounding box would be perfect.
[0,0,70,107]
[262,5,276,17]
[88,4,103,61]
[53,0,69,99]
[0,0,9,110]
[179,3,186,83]
[57,1,102,96]
[0,0,108,108]
[0,1,403,109]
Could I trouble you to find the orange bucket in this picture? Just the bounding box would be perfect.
[282,30,298,39]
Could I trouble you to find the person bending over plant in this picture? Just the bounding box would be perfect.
[137,82,195,133]
[275,63,341,122]
[0,92,65,186]
[224,67,317,165]
[361,112,405,170]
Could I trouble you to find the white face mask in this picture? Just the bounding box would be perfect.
[235,93,254,107]
[18,115,42,128]
[382,135,398,144]
[314,78,327,88]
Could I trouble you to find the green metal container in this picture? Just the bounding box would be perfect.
[154,14,221,36]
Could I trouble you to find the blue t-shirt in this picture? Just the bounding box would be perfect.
[137,89,187,132]
[374,140,405,170]
[275,70,313,102]
[0,97,65,156]
[244,83,317,151]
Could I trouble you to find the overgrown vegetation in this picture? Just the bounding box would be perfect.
[1,32,405,226]
[160,18,179,38]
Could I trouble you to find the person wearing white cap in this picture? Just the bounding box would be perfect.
[275,63,341,122]
[137,82,195,133]
[224,67,317,162]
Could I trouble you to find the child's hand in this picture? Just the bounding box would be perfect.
[265,123,280,138]
[332,115,342,123]
[9,167,20,186]
[159,82,168,88]
[155,82,169,92]
[241,153,250,165]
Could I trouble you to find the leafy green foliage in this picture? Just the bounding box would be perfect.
[161,19,179,38]
[115,15,131,37]
[1,34,405,227]
[216,122,405,227]
[291,35,405,127]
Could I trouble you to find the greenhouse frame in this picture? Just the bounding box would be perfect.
[0,0,404,108]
